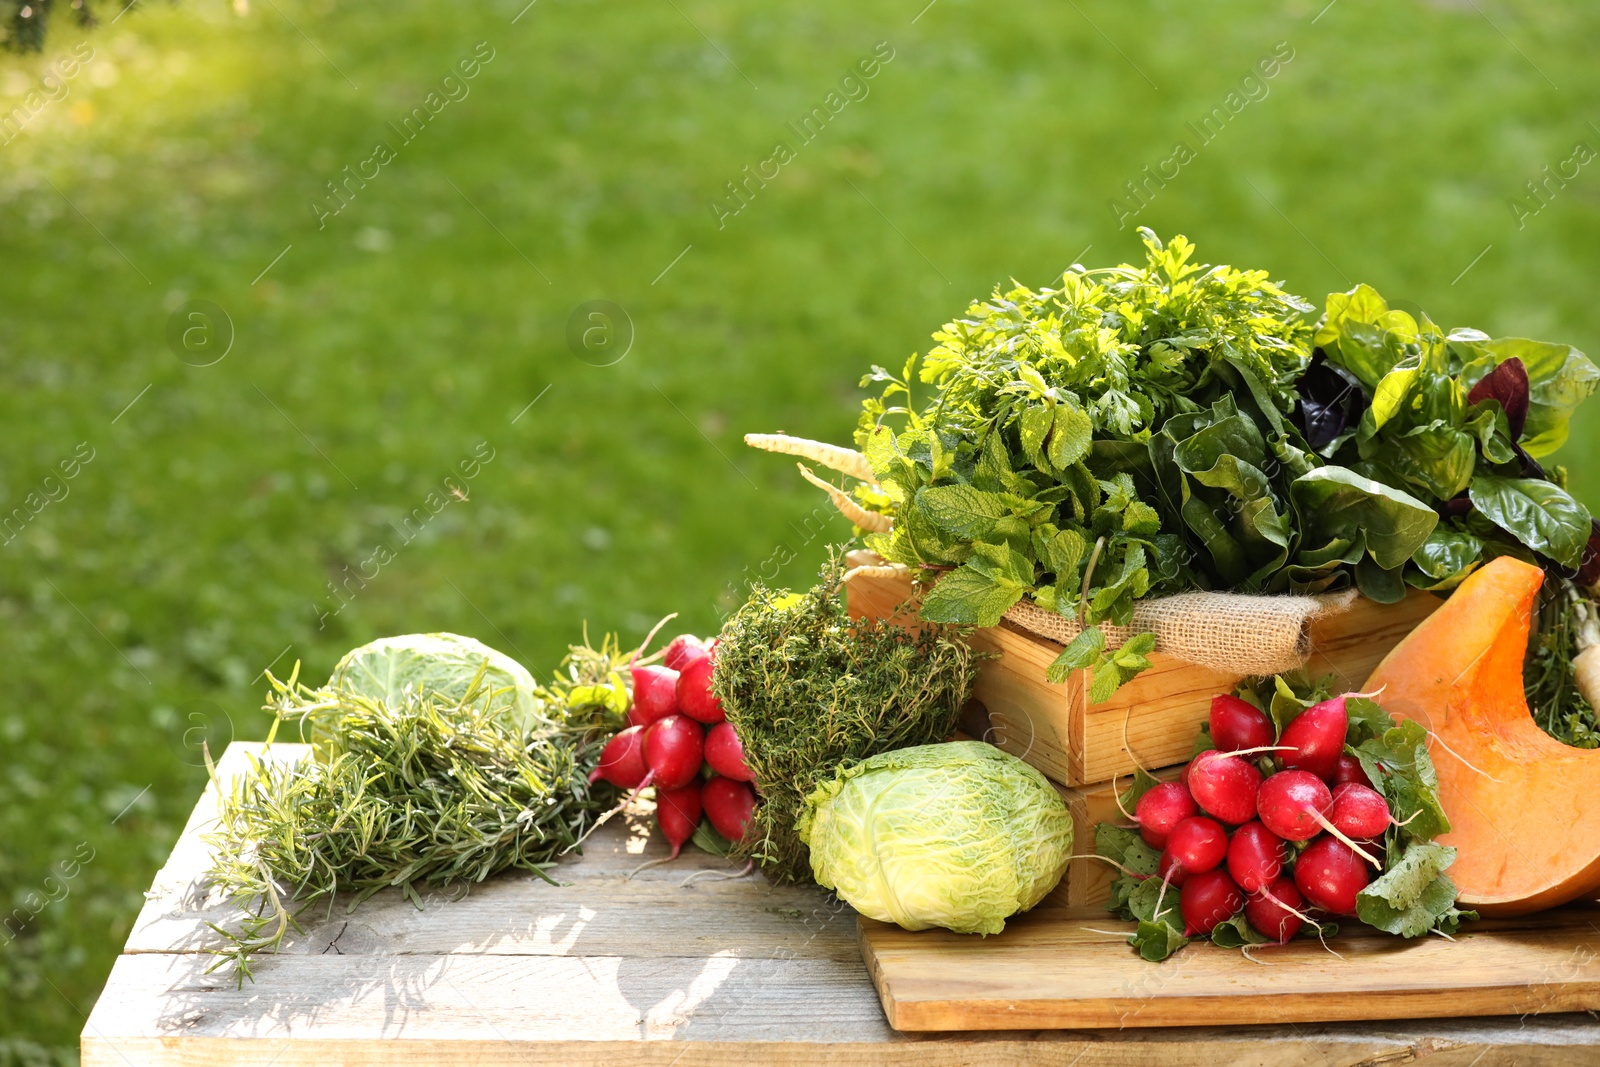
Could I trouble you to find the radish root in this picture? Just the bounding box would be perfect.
[1064,852,1150,880]
[680,860,755,887]
[1422,727,1504,783]
[626,854,678,880]
[795,463,893,533]
[745,433,877,484]
[1307,810,1384,868]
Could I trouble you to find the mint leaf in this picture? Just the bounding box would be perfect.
[915,484,1012,540]
[918,564,1026,627]
[1045,626,1104,684]
[1049,403,1093,469]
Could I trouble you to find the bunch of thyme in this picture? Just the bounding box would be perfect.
[712,549,982,883]
[202,639,628,983]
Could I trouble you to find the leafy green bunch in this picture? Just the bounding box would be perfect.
[1096,674,1473,963]
[203,642,629,983]
[1308,283,1599,596]
[854,231,1313,620]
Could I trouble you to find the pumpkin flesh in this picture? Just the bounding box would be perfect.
[1365,556,1600,916]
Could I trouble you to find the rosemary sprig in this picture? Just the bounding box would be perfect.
[202,639,628,984]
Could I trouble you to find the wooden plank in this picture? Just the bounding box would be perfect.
[860,903,1600,1031]
[88,742,1600,1063]
[850,569,1441,788]
[82,949,1600,1067]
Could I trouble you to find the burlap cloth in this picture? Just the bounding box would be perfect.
[845,550,1357,676]
[1001,590,1358,676]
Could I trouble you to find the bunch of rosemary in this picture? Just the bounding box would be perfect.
[202,639,628,983]
[711,551,982,883]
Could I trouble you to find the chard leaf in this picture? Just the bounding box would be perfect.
[1469,474,1593,569]
[1292,466,1439,570]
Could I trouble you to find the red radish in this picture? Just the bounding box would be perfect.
[1294,836,1370,916]
[1333,753,1373,787]
[643,714,704,789]
[629,665,680,727]
[1329,782,1391,838]
[702,776,757,843]
[1226,820,1288,893]
[1209,694,1274,752]
[1164,816,1228,874]
[704,721,754,782]
[1179,869,1245,936]
[654,781,703,861]
[664,634,707,672]
[676,653,725,724]
[1186,749,1263,824]
[1257,769,1332,841]
[1134,782,1198,849]
[590,726,648,789]
[1279,696,1349,781]
[1245,877,1307,942]
[1157,849,1189,888]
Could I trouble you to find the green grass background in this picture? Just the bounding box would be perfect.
[1,0,1597,1055]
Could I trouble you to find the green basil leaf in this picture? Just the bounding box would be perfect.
[1468,474,1593,569]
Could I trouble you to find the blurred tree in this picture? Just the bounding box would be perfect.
[4,0,97,51]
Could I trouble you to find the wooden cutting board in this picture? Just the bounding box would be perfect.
[859,903,1600,1031]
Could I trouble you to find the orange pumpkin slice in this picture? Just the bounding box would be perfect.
[1365,555,1600,916]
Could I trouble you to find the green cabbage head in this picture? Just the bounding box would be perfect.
[797,741,1072,935]
[328,632,538,734]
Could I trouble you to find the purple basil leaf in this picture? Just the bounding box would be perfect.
[1438,495,1474,519]
[1297,353,1368,453]
[1467,357,1530,441]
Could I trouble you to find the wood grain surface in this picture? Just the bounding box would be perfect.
[83,741,1600,1065]
[860,902,1600,1032]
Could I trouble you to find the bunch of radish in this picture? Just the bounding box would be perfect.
[1126,690,1400,944]
[589,632,759,864]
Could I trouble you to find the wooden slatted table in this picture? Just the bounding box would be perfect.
[85,742,1600,1065]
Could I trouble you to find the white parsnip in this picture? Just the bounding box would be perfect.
[796,463,893,533]
[1574,593,1600,711]
[842,562,911,585]
[745,433,876,484]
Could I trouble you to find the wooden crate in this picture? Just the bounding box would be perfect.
[848,569,1440,788]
